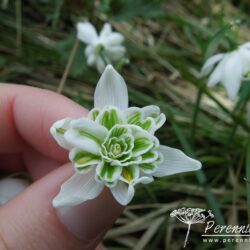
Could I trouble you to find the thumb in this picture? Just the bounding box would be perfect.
[0,164,123,250]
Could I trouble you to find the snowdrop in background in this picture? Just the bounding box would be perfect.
[57,21,127,93]
[51,65,201,207]
[77,22,126,74]
[201,42,250,100]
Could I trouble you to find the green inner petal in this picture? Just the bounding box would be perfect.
[141,150,158,163]
[122,165,137,182]
[133,137,153,155]
[73,151,100,165]
[99,161,121,181]
[109,125,129,138]
[127,111,153,131]
[139,163,157,173]
[75,165,93,173]
[98,108,123,130]
[89,108,100,121]
[127,111,141,124]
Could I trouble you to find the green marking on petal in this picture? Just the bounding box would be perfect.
[89,108,100,121]
[139,163,157,173]
[141,150,158,163]
[99,161,121,181]
[98,108,123,130]
[126,110,153,132]
[73,151,100,166]
[56,128,66,134]
[109,125,129,137]
[79,129,102,144]
[138,119,153,131]
[75,165,93,173]
[121,165,138,183]
[122,168,133,182]
[133,137,153,155]
[127,111,141,124]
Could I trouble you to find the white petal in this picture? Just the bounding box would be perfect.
[133,176,154,185]
[70,118,108,141]
[239,42,250,50]
[105,46,126,61]
[53,168,104,208]
[50,118,73,150]
[153,145,201,177]
[142,105,160,116]
[87,54,96,66]
[0,178,29,205]
[105,33,124,46]
[64,118,108,155]
[238,48,250,75]
[222,52,243,100]
[207,55,229,87]
[96,57,107,74]
[200,53,224,76]
[85,45,94,57]
[110,181,135,206]
[94,64,129,110]
[99,23,112,38]
[76,22,98,44]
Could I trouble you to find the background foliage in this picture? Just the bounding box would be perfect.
[1,0,250,249]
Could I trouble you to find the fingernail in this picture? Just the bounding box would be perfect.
[56,188,123,242]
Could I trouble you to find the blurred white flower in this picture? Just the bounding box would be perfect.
[201,42,250,100]
[51,65,201,207]
[77,22,126,73]
[0,177,29,205]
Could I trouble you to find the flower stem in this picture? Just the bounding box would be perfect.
[184,223,191,248]
[57,38,79,93]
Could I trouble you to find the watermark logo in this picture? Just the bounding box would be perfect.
[170,208,214,247]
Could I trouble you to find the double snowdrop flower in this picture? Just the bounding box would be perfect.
[77,21,126,73]
[51,65,201,207]
[201,42,250,100]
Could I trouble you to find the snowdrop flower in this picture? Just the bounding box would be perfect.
[51,65,201,207]
[201,42,250,100]
[77,21,126,73]
[0,177,29,205]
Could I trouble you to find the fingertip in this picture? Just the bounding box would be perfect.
[12,85,88,162]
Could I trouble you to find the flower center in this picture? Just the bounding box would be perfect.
[95,43,105,54]
[113,143,122,155]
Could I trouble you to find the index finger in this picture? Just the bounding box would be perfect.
[0,83,88,163]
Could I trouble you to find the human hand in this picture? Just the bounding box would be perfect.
[0,84,123,250]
